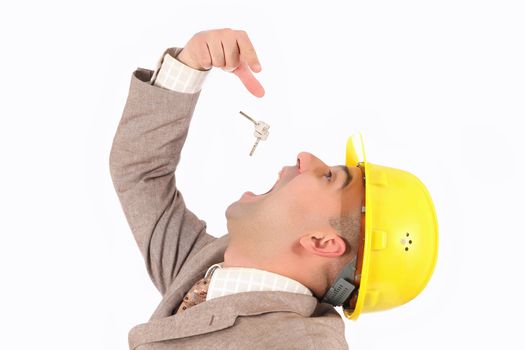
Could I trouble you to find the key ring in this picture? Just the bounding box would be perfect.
[239,111,270,156]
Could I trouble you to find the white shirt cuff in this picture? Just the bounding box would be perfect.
[150,47,210,93]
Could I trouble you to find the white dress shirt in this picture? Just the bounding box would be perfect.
[148,48,313,301]
[203,263,312,301]
[150,47,210,93]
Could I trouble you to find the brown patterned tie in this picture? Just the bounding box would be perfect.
[175,273,213,314]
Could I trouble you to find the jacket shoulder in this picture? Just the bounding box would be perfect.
[233,303,349,350]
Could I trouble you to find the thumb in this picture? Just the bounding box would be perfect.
[233,61,265,98]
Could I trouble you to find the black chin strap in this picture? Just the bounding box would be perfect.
[321,257,357,306]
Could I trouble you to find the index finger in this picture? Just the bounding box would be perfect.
[233,61,265,98]
[236,31,261,72]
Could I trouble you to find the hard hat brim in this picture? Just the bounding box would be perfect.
[343,133,371,320]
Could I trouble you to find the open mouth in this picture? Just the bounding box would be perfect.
[241,168,285,200]
[260,182,276,195]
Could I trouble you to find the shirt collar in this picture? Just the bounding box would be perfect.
[205,262,313,301]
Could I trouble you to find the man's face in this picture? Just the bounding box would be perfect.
[225,151,365,262]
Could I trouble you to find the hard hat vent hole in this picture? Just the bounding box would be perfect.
[402,233,412,252]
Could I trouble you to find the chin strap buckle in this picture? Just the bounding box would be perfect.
[321,257,357,306]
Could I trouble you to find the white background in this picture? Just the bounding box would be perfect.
[1,0,524,349]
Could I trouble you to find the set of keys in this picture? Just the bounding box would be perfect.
[239,111,270,156]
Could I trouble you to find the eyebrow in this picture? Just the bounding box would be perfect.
[336,165,352,190]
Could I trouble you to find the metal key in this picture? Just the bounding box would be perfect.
[239,111,270,156]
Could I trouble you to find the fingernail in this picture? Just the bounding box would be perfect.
[253,63,261,71]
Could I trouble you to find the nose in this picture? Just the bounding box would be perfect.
[296,152,327,174]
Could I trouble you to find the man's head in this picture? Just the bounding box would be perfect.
[224,152,365,298]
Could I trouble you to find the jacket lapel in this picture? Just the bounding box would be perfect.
[128,291,319,349]
[148,236,228,319]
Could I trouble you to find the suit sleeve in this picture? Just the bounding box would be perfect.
[109,47,216,296]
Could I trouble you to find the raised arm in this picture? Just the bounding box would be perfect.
[109,29,264,296]
[109,46,215,295]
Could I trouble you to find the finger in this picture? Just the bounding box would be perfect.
[236,31,261,72]
[194,42,212,70]
[221,37,240,71]
[205,37,226,68]
[233,61,265,98]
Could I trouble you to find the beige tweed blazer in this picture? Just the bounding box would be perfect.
[109,62,349,349]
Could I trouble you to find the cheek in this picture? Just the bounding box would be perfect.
[273,181,332,215]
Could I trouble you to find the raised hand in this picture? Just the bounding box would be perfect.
[176,28,265,98]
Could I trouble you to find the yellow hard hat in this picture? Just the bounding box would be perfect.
[322,133,438,320]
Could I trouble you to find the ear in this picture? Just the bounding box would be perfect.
[299,233,347,258]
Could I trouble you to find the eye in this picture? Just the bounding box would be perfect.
[324,170,333,181]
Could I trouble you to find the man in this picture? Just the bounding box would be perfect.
[109,28,438,349]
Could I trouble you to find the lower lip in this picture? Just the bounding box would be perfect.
[240,182,276,201]
[240,191,260,201]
